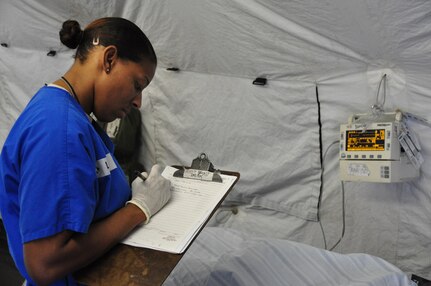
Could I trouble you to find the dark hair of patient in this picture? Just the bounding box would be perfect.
[59,17,157,65]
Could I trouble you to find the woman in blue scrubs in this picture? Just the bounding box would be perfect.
[0,17,171,286]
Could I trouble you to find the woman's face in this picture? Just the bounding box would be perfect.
[94,58,156,122]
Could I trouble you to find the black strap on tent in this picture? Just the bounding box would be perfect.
[315,84,323,222]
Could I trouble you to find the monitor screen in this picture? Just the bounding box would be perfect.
[346,129,385,151]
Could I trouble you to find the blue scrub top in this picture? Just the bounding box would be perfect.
[0,86,131,285]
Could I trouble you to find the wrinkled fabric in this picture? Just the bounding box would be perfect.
[164,227,414,286]
[1,0,431,279]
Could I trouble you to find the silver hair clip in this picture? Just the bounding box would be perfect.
[92,37,100,46]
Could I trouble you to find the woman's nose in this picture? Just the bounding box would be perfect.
[132,93,142,109]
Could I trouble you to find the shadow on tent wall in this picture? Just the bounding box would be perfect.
[412,274,431,286]
[0,220,24,286]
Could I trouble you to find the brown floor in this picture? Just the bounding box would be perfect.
[0,220,24,286]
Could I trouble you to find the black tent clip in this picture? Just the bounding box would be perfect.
[47,50,57,57]
[253,77,267,86]
[166,67,180,71]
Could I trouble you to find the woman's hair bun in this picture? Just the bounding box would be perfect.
[59,20,83,49]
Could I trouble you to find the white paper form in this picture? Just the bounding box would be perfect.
[122,166,238,253]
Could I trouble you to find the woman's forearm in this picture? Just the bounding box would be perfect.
[24,204,146,286]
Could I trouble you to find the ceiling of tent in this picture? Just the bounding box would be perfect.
[1,0,430,82]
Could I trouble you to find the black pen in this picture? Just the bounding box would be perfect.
[134,170,147,181]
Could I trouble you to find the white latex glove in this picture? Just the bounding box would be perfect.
[126,164,172,224]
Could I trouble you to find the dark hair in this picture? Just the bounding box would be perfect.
[59,17,157,65]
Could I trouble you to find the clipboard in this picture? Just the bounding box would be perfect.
[122,153,240,254]
[171,153,240,253]
[75,153,240,286]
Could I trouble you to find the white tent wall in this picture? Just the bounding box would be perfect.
[140,70,322,221]
[1,0,431,280]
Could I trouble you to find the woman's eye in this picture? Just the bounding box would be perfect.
[134,82,142,92]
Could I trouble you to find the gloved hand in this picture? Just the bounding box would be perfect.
[126,164,172,224]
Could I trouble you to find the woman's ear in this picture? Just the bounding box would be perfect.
[103,46,118,74]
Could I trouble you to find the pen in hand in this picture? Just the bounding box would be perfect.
[134,170,147,182]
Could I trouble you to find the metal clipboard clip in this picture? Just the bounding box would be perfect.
[173,153,223,183]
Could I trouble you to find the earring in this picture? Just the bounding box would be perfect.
[106,68,110,73]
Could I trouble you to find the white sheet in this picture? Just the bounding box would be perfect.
[164,227,414,286]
